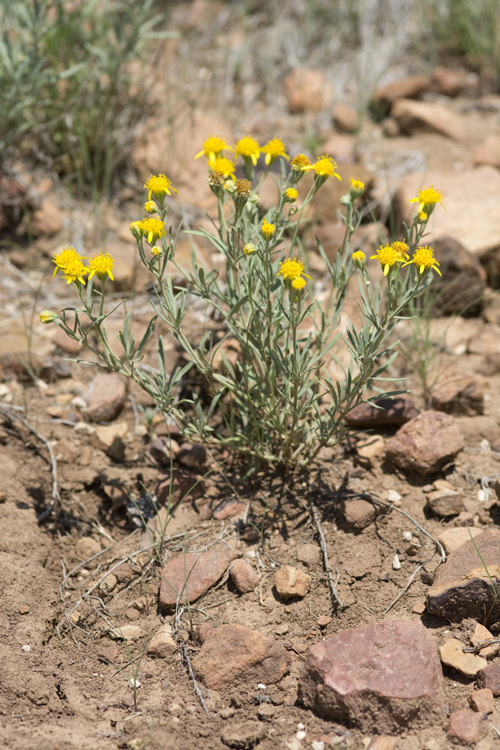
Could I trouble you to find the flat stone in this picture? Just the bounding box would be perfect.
[430,375,485,416]
[477,663,500,695]
[93,421,128,460]
[85,373,127,422]
[274,566,311,599]
[147,623,177,658]
[375,74,430,104]
[345,396,418,428]
[192,624,291,690]
[392,99,465,140]
[385,410,464,475]
[229,558,259,594]
[437,527,483,554]
[426,529,500,622]
[342,498,378,530]
[159,543,235,610]
[298,619,444,732]
[366,738,398,750]
[98,643,120,663]
[108,625,143,641]
[395,167,500,256]
[212,497,246,520]
[296,543,320,567]
[448,708,487,745]
[425,489,464,518]
[469,688,494,714]
[470,622,500,659]
[439,638,487,677]
[221,719,267,749]
[356,435,385,468]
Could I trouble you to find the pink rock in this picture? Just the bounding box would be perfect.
[477,663,500,696]
[156,468,204,505]
[229,558,259,594]
[342,498,379,530]
[212,496,246,520]
[86,373,126,422]
[469,688,494,714]
[192,624,291,690]
[385,410,464,475]
[298,620,445,732]
[284,68,333,113]
[159,543,235,611]
[448,708,487,744]
[430,375,484,416]
[346,396,418,428]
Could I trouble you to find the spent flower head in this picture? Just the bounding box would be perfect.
[262,137,290,165]
[235,136,261,166]
[88,252,114,282]
[195,136,231,163]
[409,185,444,215]
[138,216,166,245]
[404,245,441,276]
[144,174,177,203]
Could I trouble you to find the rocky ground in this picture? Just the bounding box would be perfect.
[2,7,500,749]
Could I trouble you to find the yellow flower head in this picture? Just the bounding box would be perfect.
[350,178,365,198]
[211,156,236,179]
[291,276,307,291]
[352,250,366,268]
[195,136,231,163]
[52,247,82,277]
[88,252,114,282]
[151,245,163,257]
[404,245,441,276]
[144,200,159,214]
[39,310,57,324]
[418,210,428,223]
[62,256,89,285]
[235,136,261,166]
[144,174,177,202]
[409,185,444,214]
[261,218,276,239]
[305,155,341,181]
[391,241,410,261]
[262,138,290,165]
[370,244,402,276]
[277,257,312,282]
[138,216,166,245]
[284,187,298,203]
[290,154,311,171]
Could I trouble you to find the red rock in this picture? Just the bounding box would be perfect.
[229,558,259,594]
[375,74,430,104]
[385,410,464,475]
[474,134,500,169]
[284,68,333,113]
[159,543,235,611]
[192,624,291,690]
[212,496,246,520]
[469,688,494,714]
[477,663,500,696]
[425,489,464,518]
[342,498,378,530]
[274,565,311,599]
[85,373,126,422]
[392,99,465,140]
[332,102,358,133]
[426,529,500,622]
[30,199,63,237]
[430,375,485,416]
[298,620,444,732]
[98,643,119,662]
[345,396,418,428]
[447,708,487,745]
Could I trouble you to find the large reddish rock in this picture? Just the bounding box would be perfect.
[85,372,127,422]
[476,663,500,696]
[447,709,487,745]
[192,624,291,690]
[159,543,235,611]
[298,620,444,732]
[283,68,333,114]
[385,410,463,475]
[426,529,500,622]
[346,396,418,428]
[430,375,485,416]
[392,99,465,140]
[375,74,430,104]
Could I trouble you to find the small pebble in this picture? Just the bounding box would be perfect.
[477,490,487,502]
[296,731,306,741]
[311,743,325,750]
[387,489,402,505]
[402,531,412,541]
[392,554,401,570]
[21,645,31,652]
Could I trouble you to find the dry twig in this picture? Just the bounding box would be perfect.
[309,500,344,611]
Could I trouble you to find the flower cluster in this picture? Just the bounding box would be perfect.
[277,257,311,292]
[52,248,114,286]
[370,240,439,276]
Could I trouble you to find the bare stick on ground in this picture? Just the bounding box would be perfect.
[309,500,344,611]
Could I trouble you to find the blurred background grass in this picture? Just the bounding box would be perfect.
[1,0,498,199]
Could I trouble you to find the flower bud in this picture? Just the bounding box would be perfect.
[352,251,366,269]
[130,221,143,240]
[39,310,57,324]
[243,242,257,256]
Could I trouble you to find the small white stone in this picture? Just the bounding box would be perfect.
[129,678,141,689]
[297,723,305,731]
[257,683,266,690]
[296,731,307,741]
[387,489,402,505]
[392,553,401,570]
[480,439,490,451]
[311,742,325,750]
[403,531,413,541]
[70,396,87,409]
[478,489,487,502]
[21,644,31,652]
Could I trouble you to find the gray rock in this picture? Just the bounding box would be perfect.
[298,619,444,732]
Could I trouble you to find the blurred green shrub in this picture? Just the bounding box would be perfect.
[0,0,171,197]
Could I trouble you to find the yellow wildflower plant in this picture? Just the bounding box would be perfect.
[144,174,177,203]
[243,242,257,256]
[262,137,290,165]
[234,136,261,166]
[144,200,158,214]
[305,155,341,181]
[261,218,276,239]
[88,252,114,282]
[404,245,441,276]
[151,245,163,257]
[409,185,445,214]
[391,241,410,261]
[61,256,89,285]
[137,216,166,245]
[210,156,236,179]
[277,257,312,283]
[349,178,365,198]
[291,276,307,291]
[195,136,231,164]
[370,244,404,276]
